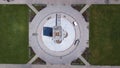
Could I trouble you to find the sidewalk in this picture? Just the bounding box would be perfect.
[0,0,120,4]
[0,64,120,68]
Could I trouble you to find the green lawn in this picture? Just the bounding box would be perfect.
[89,5,120,65]
[0,5,29,64]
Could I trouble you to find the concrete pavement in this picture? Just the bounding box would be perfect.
[0,64,120,68]
[0,0,120,4]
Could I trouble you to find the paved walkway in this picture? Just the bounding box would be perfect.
[0,0,120,4]
[79,55,90,66]
[109,0,120,4]
[80,4,91,14]
[0,0,26,4]
[27,4,38,14]
[0,64,120,68]
[27,55,38,64]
